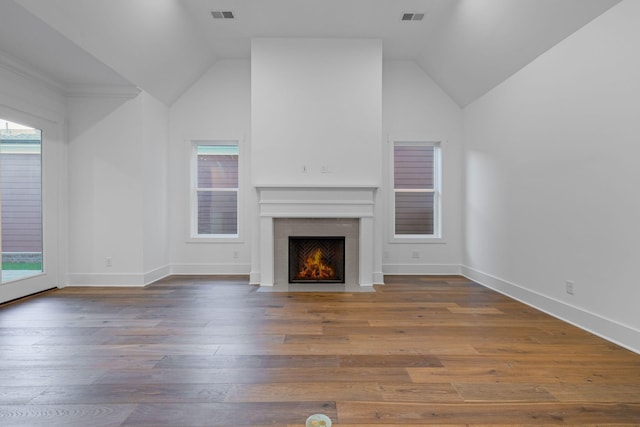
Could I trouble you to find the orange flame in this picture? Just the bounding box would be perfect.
[297,248,335,280]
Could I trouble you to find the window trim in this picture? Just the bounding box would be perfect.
[188,139,242,242]
[389,139,443,243]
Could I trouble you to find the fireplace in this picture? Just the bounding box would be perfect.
[254,186,381,287]
[289,236,345,283]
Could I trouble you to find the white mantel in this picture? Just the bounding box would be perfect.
[253,185,378,287]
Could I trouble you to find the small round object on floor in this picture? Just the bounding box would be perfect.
[306,413,332,427]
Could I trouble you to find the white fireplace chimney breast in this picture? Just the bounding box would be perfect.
[251,38,382,187]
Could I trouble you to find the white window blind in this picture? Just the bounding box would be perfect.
[193,144,239,237]
[393,142,440,238]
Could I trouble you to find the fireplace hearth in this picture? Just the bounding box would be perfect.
[289,236,345,283]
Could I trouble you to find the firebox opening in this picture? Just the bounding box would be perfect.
[289,236,345,283]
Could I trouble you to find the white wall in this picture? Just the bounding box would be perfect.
[463,0,640,352]
[168,59,252,274]
[168,56,463,279]
[67,91,170,285]
[251,38,382,186]
[382,61,463,274]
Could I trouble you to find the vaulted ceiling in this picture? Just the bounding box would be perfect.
[3,0,621,106]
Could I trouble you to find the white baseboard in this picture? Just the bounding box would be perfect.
[462,265,640,355]
[67,265,171,287]
[144,265,171,285]
[249,271,261,285]
[170,263,251,276]
[67,264,249,287]
[383,263,462,275]
[372,271,385,285]
[67,273,146,287]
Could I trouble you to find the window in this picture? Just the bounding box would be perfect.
[192,142,239,238]
[392,141,441,239]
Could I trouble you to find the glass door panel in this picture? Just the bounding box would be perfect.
[0,119,43,283]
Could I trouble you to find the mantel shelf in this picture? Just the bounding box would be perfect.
[255,184,379,190]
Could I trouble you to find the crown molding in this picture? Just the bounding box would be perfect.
[0,50,64,95]
[64,84,141,99]
[0,49,139,100]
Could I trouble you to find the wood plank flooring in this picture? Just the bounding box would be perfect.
[1,275,639,426]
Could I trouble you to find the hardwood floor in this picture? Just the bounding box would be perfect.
[1,275,639,426]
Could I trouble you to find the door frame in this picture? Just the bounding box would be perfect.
[0,104,65,304]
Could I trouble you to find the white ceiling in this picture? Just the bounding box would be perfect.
[0,0,133,92]
[5,0,622,106]
[14,0,215,104]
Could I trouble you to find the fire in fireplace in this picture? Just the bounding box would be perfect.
[289,236,345,283]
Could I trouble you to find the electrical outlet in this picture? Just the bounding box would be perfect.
[106,257,112,268]
[411,251,420,259]
[565,280,575,295]
[233,251,239,259]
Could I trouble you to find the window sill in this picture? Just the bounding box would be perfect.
[187,236,242,244]
[389,236,446,244]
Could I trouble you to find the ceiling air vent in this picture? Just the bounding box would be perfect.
[401,12,425,21]
[211,11,235,20]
